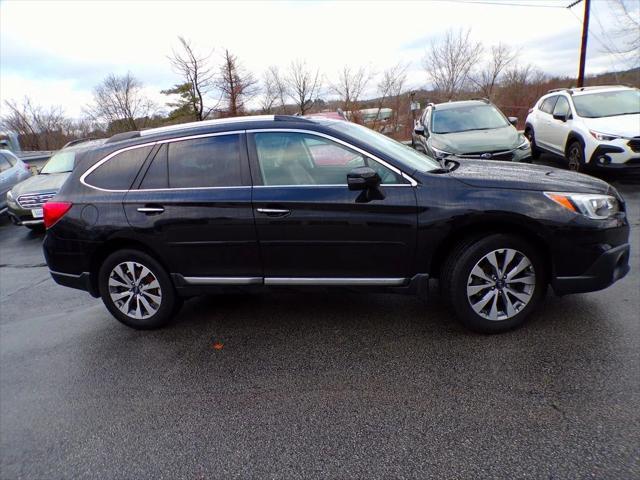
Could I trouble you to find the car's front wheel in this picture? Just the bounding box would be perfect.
[524,127,540,160]
[567,141,585,172]
[441,234,547,333]
[98,249,178,329]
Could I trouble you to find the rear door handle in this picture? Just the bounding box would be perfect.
[137,206,165,214]
[256,208,290,217]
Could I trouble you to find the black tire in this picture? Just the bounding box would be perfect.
[441,234,547,334]
[566,140,585,172]
[98,249,178,329]
[524,127,540,160]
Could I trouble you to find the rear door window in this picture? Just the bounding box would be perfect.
[85,146,152,190]
[553,96,571,117]
[167,134,241,188]
[540,96,558,114]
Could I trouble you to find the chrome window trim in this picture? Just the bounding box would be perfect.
[80,130,246,193]
[247,128,418,187]
[81,127,419,193]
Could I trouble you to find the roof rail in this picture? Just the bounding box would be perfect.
[105,131,141,144]
[471,97,490,103]
[62,137,98,149]
[547,88,573,95]
[274,114,313,123]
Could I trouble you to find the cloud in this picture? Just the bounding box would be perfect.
[1,0,635,118]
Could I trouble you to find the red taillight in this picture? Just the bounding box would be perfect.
[43,202,72,229]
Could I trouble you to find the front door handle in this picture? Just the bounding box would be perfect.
[256,208,290,217]
[137,206,165,214]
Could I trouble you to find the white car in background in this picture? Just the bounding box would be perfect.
[524,86,640,172]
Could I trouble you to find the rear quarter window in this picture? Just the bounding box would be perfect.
[85,146,152,191]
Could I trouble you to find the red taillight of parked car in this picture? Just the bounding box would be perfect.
[43,202,72,229]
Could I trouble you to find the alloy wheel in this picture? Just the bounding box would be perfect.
[108,261,162,319]
[568,145,582,171]
[466,248,536,321]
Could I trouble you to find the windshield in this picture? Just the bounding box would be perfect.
[573,89,640,118]
[327,121,441,173]
[432,104,509,134]
[40,150,76,174]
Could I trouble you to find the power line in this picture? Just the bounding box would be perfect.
[428,0,569,8]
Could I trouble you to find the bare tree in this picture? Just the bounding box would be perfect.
[373,62,409,131]
[260,70,278,114]
[85,73,155,133]
[215,49,258,117]
[286,59,322,115]
[1,97,74,150]
[330,65,371,114]
[594,0,640,68]
[423,28,483,100]
[167,36,216,120]
[264,66,290,114]
[472,43,518,100]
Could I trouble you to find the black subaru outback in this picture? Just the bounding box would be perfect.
[43,115,630,333]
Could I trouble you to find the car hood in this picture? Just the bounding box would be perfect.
[581,114,640,138]
[447,159,610,193]
[432,126,520,154]
[10,172,70,196]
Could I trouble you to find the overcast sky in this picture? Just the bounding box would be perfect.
[1,0,638,118]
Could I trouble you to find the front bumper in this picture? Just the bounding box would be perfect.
[587,141,640,169]
[552,243,630,295]
[7,204,43,226]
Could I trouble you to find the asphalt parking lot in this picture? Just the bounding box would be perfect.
[1,161,638,479]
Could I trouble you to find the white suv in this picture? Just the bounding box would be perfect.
[524,86,640,172]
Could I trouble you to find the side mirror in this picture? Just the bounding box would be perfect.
[508,117,518,127]
[553,113,567,122]
[347,166,381,191]
[414,124,425,136]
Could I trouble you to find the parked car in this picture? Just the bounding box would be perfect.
[524,85,640,171]
[0,131,53,168]
[7,138,106,230]
[0,149,32,215]
[43,115,629,333]
[412,99,531,162]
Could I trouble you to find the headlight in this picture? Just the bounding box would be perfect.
[517,134,530,150]
[589,130,621,141]
[6,190,16,206]
[544,192,619,219]
[429,143,454,158]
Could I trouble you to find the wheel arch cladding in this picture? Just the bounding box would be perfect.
[89,238,171,296]
[428,219,552,282]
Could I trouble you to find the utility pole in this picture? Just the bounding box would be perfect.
[577,0,591,87]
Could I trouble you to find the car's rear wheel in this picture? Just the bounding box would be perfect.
[566,141,586,172]
[524,127,540,160]
[441,234,546,333]
[98,249,178,329]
